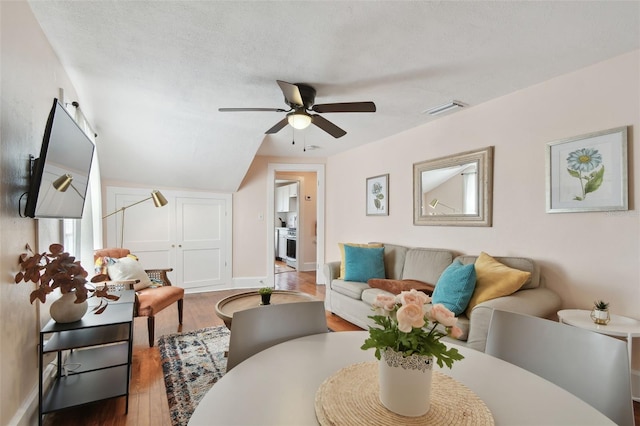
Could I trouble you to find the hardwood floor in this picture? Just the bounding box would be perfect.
[42,269,640,425]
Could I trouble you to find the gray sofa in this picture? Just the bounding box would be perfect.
[323,243,562,352]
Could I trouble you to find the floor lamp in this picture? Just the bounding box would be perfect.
[103,190,168,248]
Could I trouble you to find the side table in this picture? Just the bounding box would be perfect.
[558,309,640,402]
[38,290,135,425]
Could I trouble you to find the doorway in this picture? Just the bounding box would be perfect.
[267,164,325,287]
[274,179,299,273]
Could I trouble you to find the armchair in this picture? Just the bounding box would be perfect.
[94,248,184,347]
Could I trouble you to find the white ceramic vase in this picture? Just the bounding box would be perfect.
[378,347,433,417]
[49,292,88,323]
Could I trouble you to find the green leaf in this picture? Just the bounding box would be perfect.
[567,168,581,178]
[574,196,583,201]
[584,166,604,194]
[374,199,381,209]
[361,314,464,368]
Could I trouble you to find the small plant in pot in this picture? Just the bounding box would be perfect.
[590,300,610,325]
[15,243,119,322]
[258,287,273,305]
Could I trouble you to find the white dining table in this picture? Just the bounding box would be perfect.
[188,331,614,425]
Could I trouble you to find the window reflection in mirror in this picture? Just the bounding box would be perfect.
[414,147,493,227]
[421,162,478,216]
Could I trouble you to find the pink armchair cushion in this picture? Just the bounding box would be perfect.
[95,248,131,261]
[136,285,184,317]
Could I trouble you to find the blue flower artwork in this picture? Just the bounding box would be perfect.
[566,147,604,201]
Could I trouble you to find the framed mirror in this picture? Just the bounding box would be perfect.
[413,146,493,226]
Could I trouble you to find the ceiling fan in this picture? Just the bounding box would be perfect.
[218,80,376,138]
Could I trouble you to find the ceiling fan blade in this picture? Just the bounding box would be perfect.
[312,101,376,113]
[311,115,347,138]
[265,118,289,134]
[219,108,287,112]
[277,80,304,107]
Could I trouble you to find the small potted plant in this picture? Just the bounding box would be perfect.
[258,287,273,305]
[15,243,119,322]
[590,300,610,325]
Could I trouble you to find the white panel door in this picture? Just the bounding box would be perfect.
[105,187,232,292]
[175,196,228,290]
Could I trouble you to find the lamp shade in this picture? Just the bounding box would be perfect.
[429,198,456,212]
[52,174,73,192]
[151,190,168,208]
[287,112,312,130]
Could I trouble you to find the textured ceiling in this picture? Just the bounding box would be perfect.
[28,1,640,192]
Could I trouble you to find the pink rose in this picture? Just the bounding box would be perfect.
[396,303,425,332]
[448,325,463,339]
[429,304,458,327]
[398,288,431,307]
[372,294,397,314]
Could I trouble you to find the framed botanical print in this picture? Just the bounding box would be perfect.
[546,126,628,213]
[366,174,389,216]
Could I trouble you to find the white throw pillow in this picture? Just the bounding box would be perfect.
[107,256,153,291]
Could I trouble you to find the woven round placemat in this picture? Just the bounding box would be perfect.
[315,362,494,425]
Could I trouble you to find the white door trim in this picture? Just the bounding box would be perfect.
[267,163,325,286]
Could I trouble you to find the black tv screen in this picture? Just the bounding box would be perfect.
[25,98,95,219]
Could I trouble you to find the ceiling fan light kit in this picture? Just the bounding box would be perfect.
[424,100,466,116]
[219,80,376,138]
[287,111,312,130]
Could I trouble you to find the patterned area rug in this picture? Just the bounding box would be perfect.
[158,326,230,426]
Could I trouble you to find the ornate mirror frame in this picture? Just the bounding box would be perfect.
[413,146,494,226]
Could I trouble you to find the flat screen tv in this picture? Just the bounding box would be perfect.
[25,98,95,219]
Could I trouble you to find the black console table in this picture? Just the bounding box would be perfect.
[38,290,135,425]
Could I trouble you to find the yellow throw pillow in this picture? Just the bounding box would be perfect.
[465,252,531,317]
[338,242,383,279]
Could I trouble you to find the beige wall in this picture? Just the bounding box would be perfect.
[0,1,83,423]
[326,50,640,366]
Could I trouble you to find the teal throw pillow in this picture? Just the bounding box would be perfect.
[343,245,386,283]
[432,260,477,315]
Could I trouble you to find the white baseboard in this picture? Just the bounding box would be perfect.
[9,360,58,426]
[232,277,268,289]
[7,384,37,426]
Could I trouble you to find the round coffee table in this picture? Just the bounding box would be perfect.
[215,290,318,328]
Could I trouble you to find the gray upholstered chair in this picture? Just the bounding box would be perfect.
[485,309,634,426]
[226,300,327,372]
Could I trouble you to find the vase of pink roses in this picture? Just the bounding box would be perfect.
[361,289,464,417]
